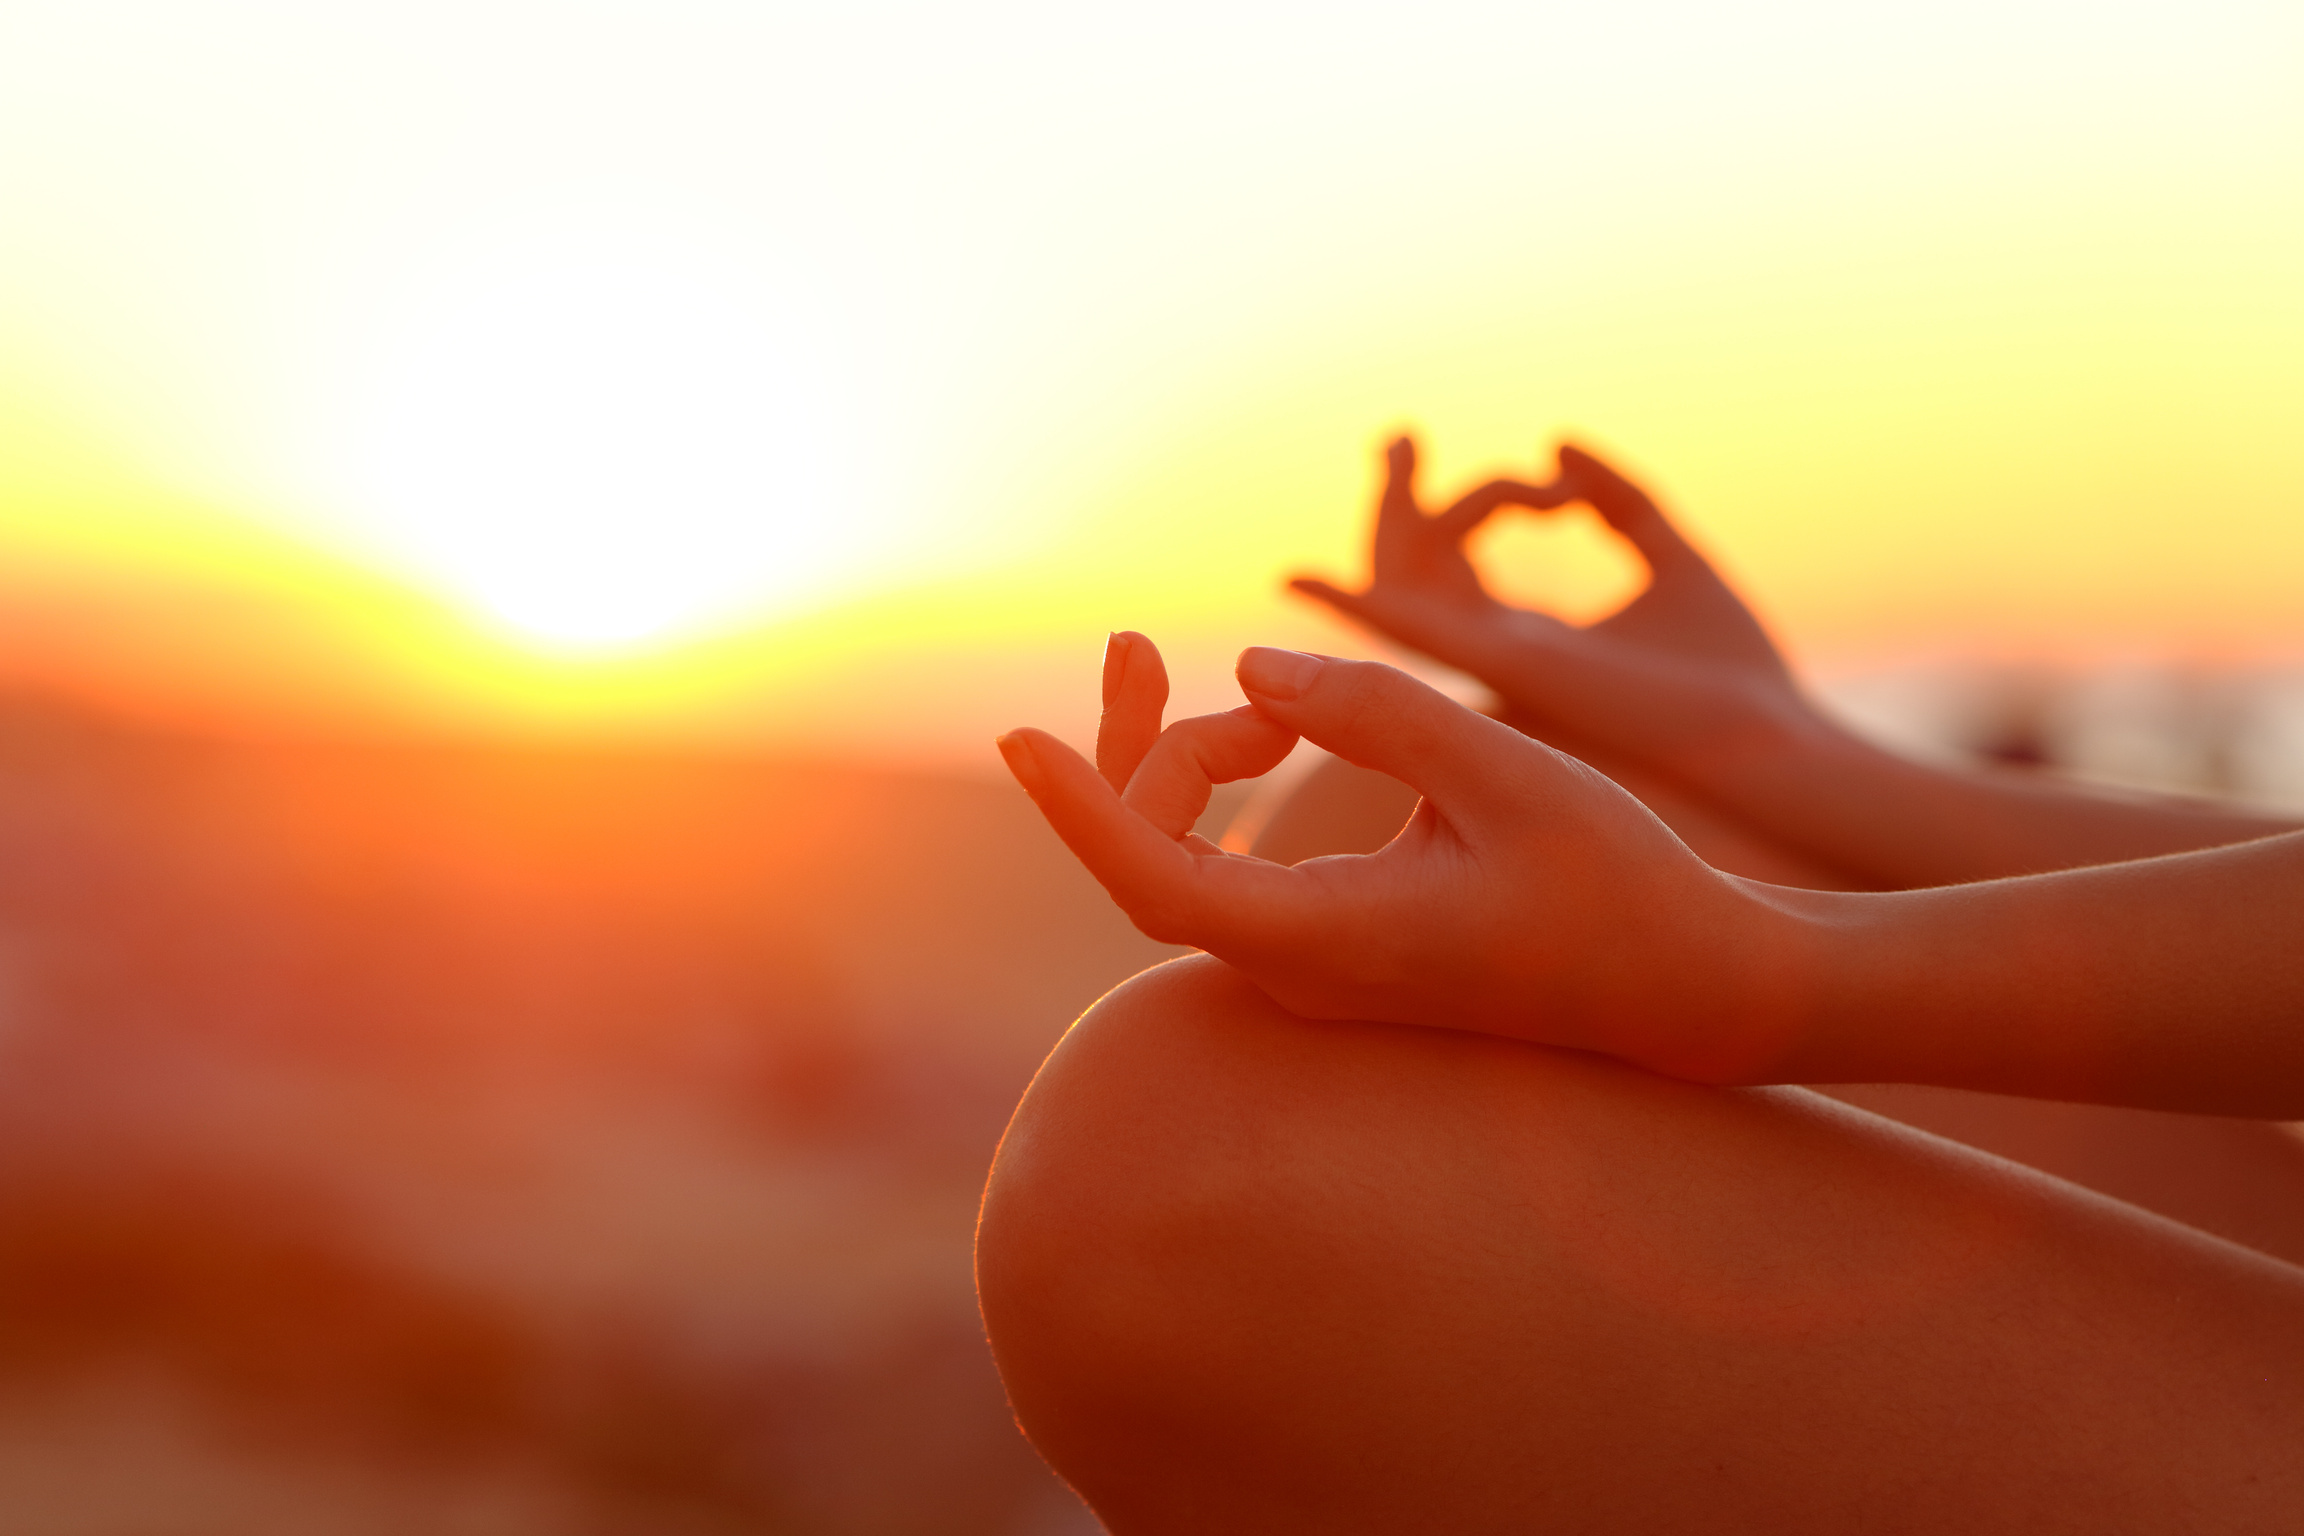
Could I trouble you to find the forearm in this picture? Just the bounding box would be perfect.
[1447,610,2296,888]
[1696,713,2299,888]
[1752,833,2304,1115]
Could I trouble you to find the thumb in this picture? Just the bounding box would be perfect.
[1555,445,1698,571]
[1233,648,1523,821]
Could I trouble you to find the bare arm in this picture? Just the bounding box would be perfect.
[1294,438,2298,887]
[1000,639,2304,1117]
[1719,715,2293,886]
[1459,628,2297,887]
[1766,833,2304,1115]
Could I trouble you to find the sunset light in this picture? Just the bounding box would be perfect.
[0,1,2296,759]
[6,8,2304,1529]
[327,239,862,650]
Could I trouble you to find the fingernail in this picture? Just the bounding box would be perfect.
[996,732,1048,797]
[1100,632,1130,707]
[1236,648,1325,701]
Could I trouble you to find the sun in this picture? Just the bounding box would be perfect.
[331,241,862,652]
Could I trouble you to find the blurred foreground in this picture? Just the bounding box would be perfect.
[0,659,2298,1535]
[0,698,1207,1536]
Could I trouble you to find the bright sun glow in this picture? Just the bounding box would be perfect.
[336,242,856,651]
[0,3,2299,756]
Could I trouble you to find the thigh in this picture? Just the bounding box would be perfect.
[978,957,2304,1535]
[1815,1082,2304,1265]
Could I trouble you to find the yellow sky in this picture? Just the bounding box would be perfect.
[1,2,2299,764]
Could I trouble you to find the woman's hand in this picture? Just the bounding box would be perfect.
[1293,436,2304,888]
[1010,635,2304,1113]
[1280,437,1566,668]
[1292,438,1823,781]
[999,634,1801,1083]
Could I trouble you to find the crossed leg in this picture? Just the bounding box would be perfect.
[976,957,2304,1533]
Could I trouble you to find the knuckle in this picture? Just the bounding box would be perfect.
[1126,886,1200,948]
[1327,661,1391,731]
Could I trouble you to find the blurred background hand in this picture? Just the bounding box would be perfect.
[1293,438,1823,781]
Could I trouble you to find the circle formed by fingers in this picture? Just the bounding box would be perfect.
[1124,706,1299,841]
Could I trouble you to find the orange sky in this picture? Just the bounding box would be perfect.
[1,3,2300,766]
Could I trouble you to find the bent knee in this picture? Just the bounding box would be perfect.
[972,968,2304,1532]
[977,954,1638,1301]
[975,955,1298,1370]
[972,955,1672,1499]
[977,953,1423,1506]
[978,953,1431,1316]
[980,953,1296,1215]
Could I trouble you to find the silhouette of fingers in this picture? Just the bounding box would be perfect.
[1374,435,1422,552]
[1096,630,1169,792]
[1122,706,1298,840]
[1429,476,1576,541]
[1556,445,1700,570]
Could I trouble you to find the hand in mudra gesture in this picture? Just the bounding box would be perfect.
[998,632,1791,1083]
[1292,438,1820,776]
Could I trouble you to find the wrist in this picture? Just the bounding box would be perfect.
[1691,874,1865,1086]
[1592,868,1851,1088]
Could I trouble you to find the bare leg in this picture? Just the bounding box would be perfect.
[1815,1082,2304,1264]
[977,957,2304,1534]
[1239,743,2304,1266]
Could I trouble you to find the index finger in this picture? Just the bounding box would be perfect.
[1000,725,1330,958]
[1122,705,1298,839]
[1429,476,1577,541]
[1001,727,1206,944]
